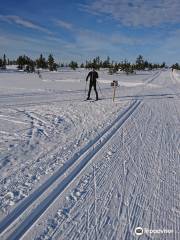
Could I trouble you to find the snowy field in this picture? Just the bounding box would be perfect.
[0,68,179,239]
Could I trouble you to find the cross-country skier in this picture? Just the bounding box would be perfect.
[86,67,99,101]
[37,70,42,79]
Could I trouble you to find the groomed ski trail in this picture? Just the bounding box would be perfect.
[0,100,141,240]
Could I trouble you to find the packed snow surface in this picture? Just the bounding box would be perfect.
[0,68,179,240]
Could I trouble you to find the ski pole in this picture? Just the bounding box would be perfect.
[85,81,87,97]
[113,83,116,102]
[97,81,104,99]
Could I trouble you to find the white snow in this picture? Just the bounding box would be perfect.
[173,69,180,82]
[0,67,179,240]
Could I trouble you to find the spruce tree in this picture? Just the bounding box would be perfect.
[161,62,166,68]
[17,56,25,70]
[36,54,47,69]
[136,55,145,70]
[2,54,7,69]
[48,54,55,71]
[0,58,2,68]
[69,61,78,70]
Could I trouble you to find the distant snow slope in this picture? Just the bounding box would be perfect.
[0,69,179,240]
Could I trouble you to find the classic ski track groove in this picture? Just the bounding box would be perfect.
[0,100,141,239]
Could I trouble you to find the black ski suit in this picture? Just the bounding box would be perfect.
[86,70,99,100]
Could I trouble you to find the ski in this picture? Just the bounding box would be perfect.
[83,99,95,102]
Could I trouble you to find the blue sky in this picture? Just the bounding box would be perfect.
[0,0,180,64]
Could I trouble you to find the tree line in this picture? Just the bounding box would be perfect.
[16,54,58,72]
[85,55,167,74]
[0,53,180,73]
[0,54,58,72]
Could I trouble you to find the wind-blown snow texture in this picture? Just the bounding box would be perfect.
[0,68,179,240]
